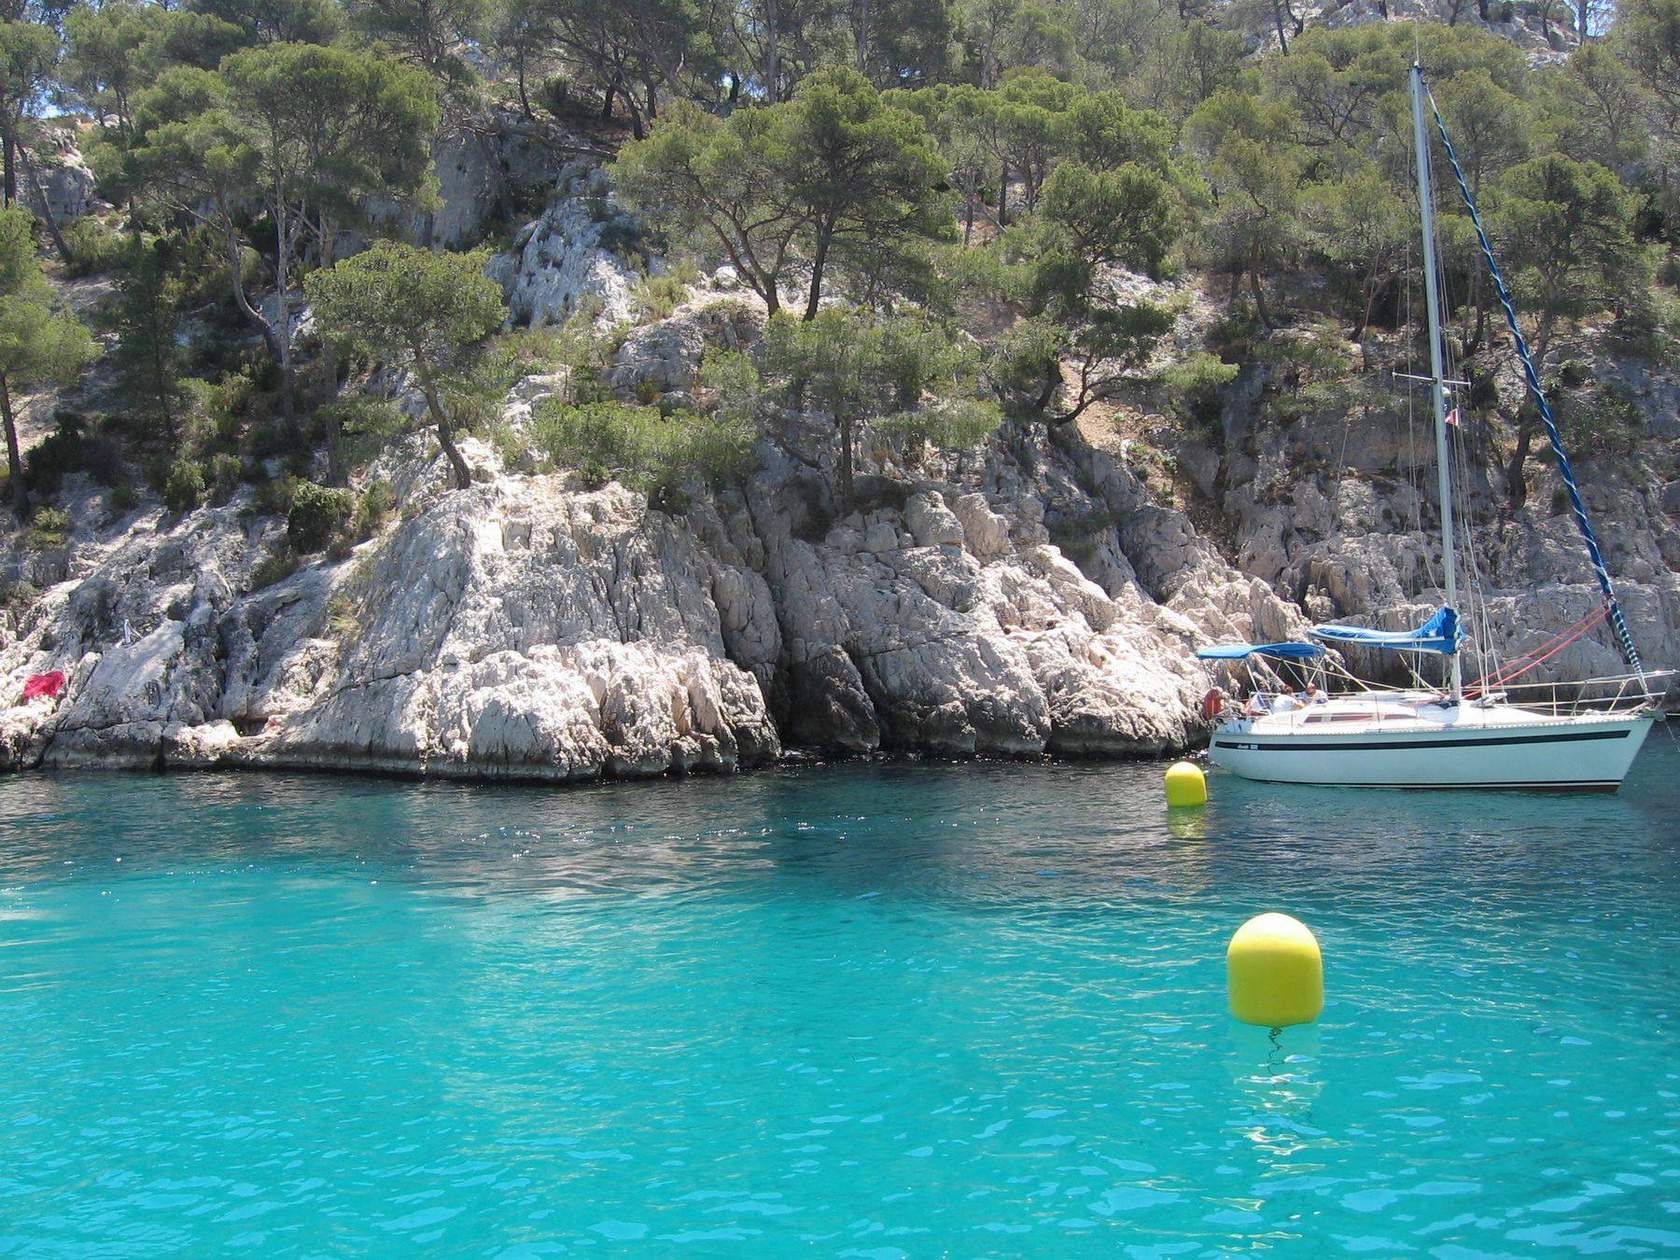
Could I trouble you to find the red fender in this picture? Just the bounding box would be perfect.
[1199,688,1225,722]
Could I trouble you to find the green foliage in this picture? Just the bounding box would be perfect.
[307,240,505,490]
[1159,352,1238,431]
[107,235,193,442]
[698,349,761,428]
[762,307,991,499]
[353,480,396,537]
[631,270,691,322]
[249,547,299,590]
[22,506,71,551]
[286,481,356,553]
[320,396,405,473]
[612,68,951,318]
[254,472,299,519]
[163,458,206,513]
[0,207,97,517]
[876,397,1002,451]
[1554,381,1644,459]
[62,217,131,278]
[532,399,755,504]
[1486,154,1647,357]
[207,451,244,504]
[308,241,504,369]
[26,411,124,495]
[123,40,441,420]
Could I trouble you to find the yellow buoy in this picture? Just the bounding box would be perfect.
[1227,913,1323,1028]
[1164,760,1207,808]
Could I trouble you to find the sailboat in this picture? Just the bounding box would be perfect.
[1195,65,1668,792]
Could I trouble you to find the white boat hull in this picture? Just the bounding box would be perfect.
[1208,703,1655,792]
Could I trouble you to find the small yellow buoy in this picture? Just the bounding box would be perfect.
[1164,760,1207,808]
[1227,912,1323,1028]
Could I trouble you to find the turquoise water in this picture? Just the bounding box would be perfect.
[2,744,1679,1257]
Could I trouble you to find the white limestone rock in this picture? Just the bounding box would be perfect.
[487,166,639,328]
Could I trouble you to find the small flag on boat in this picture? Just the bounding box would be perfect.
[1445,407,1460,427]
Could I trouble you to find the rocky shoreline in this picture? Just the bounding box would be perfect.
[4,116,1676,784]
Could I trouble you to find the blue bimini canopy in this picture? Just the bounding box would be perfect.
[1196,641,1327,662]
[1309,605,1461,656]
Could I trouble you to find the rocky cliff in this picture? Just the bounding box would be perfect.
[4,112,1675,783]
[0,368,1301,777]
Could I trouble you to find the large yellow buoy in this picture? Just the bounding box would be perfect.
[1164,760,1207,808]
[1227,913,1323,1028]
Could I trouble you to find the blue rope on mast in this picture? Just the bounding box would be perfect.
[1424,86,1645,678]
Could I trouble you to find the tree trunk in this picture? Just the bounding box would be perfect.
[1,126,14,208]
[996,166,1008,227]
[838,411,854,508]
[324,410,344,487]
[803,224,832,320]
[1272,0,1290,52]
[1249,268,1274,330]
[765,0,781,104]
[20,146,73,266]
[271,187,297,438]
[601,83,615,120]
[1506,412,1534,506]
[516,55,533,119]
[415,355,471,490]
[1,373,25,518]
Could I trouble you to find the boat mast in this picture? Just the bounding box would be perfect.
[1409,63,1463,704]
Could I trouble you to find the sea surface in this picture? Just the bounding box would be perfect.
[1,739,1678,1257]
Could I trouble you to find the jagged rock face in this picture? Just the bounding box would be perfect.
[610,300,763,402]
[0,390,1295,776]
[416,114,582,247]
[1181,361,1680,691]
[0,477,781,779]
[26,136,96,224]
[486,165,640,327]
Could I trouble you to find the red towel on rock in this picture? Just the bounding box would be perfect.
[21,670,65,702]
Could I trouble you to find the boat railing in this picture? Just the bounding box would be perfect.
[1475,670,1676,718]
[1218,671,1674,724]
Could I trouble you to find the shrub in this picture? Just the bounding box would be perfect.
[207,452,244,504]
[631,271,690,322]
[698,349,761,426]
[163,459,206,513]
[0,579,39,614]
[21,506,70,550]
[63,217,130,278]
[286,481,356,554]
[538,75,572,119]
[26,411,123,493]
[878,398,1002,451]
[109,483,139,514]
[353,481,396,539]
[1160,352,1240,431]
[1554,383,1643,459]
[182,368,260,450]
[253,472,298,518]
[326,592,361,642]
[532,399,756,504]
[320,396,405,473]
[249,548,298,590]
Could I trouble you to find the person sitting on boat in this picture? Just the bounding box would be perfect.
[1243,691,1270,718]
[1301,682,1327,704]
[1271,692,1301,713]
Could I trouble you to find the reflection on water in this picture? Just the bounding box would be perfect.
[0,745,1676,1256]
